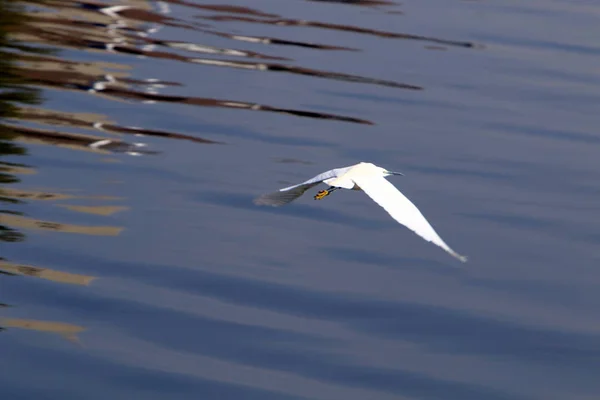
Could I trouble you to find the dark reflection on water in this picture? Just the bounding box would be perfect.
[65,5,421,90]
[199,12,478,48]
[10,0,417,125]
[2,0,600,400]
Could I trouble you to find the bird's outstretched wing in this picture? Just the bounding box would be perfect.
[254,167,352,206]
[352,175,467,262]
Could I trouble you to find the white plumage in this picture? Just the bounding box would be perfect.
[255,162,467,262]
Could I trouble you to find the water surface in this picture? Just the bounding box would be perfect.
[2,1,600,399]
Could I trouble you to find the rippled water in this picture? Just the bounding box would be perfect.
[2,1,600,399]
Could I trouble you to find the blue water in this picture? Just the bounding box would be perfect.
[2,1,599,399]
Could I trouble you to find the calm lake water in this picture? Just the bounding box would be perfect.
[2,1,600,399]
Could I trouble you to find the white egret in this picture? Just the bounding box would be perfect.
[254,162,467,262]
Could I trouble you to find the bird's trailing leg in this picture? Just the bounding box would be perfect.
[314,187,339,200]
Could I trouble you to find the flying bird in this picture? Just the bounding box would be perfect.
[254,162,467,262]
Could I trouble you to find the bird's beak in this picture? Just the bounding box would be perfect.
[388,171,404,176]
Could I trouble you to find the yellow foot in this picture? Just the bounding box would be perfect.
[314,190,330,200]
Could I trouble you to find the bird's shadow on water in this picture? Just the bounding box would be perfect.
[193,191,387,230]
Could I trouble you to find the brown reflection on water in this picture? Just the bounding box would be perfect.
[26,0,204,32]
[0,0,414,128]
[15,4,276,60]
[1,214,123,236]
[58,205,128,216]
[1,187,69,206]
[8,0,224,144]
[2,123,160,155]
[18,63,370,123]
[0,318,85,343]
[0,187,120,202]
[0,162,36,179]
[0,259,95,286]
[100,3,415,90]
[0,1,110,348]
[102,86,374,125]
[84,41,419,90]
[136,35,288,60]
[17,102,218,145]
[15,44,373,125]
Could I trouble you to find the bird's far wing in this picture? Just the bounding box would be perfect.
[352,175,467,262]
[253,182,320,206]
[254,167,352,207]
